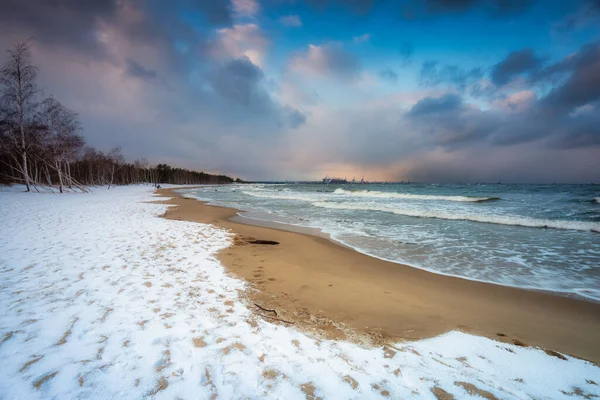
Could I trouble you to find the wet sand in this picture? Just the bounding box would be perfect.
[157,188,600,364]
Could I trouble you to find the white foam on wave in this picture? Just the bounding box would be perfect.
[244,188,500,204]
[333,188,499,202]
[313,201,600,232]
[243,191,317,202]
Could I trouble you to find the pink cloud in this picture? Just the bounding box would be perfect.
[288,43,360,79]
[494,90,536,112]
[211,23,270,67]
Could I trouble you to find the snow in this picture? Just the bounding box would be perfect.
[0,185,598,399]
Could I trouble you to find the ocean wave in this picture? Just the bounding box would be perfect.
[333,188,500,203]
[594,197,600,204]
[312,201,600,232]
[243,191,316,202]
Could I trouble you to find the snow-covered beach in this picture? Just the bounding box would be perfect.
[1,185,599,399]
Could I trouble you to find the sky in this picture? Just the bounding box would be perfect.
[1,0,599,183]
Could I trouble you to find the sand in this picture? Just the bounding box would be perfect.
[157,188,600,364]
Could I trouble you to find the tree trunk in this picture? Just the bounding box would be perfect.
[66,162,73,189]
[108,166,114,189]
[44,164,52,186]
[56,161,64,193]
[21,149,30,192]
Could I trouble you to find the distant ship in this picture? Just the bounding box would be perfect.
[322,176,348,184]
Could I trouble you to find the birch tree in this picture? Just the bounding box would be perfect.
[38,96,82,192]
[0,41,39,191]
[107,147,124,189]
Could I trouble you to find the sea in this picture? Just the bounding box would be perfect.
[182,183,600,302]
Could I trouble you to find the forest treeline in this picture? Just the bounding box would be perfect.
[0,41,234,192]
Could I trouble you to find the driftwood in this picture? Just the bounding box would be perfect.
[253,303,293,324]
[248,240,279,245]
[254,303,278,316]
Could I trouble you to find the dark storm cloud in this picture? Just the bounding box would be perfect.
[0,0,118,56]
[552,108,600,149]
[0,0,307,180]
[379,68,398,83]
[419,61,483,90]
[408,93,462,116]
[209,57,306,128]
[401,40,600,152]
[404,94,498,147]
[209,57,273,114]
[491,48,545,85]
[0,0,233,58]
[538,41,600,112]
[190,0,233,24]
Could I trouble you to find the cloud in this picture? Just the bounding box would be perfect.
[570,104,594,117]
[408,93,463,116]
[232,0,260,19]
[279,15,302,27]
[495,90,537,112]
[401,144,599,184]
[208,57,269,111]
[0,0,118,56]
[207,57,306,129]
[537,41,600,113]
[282,105,307,128]
[553,0,600,32]
[352,34,372,44]
[405,41,600,150]
[553,107,600,149]
[0,0,236,60]
[285,84,600,182]
[210,23,270,67]
[491,48,545,85]
[289,44,361,80]
[419,61,483,90]
[0,0,309,179]
[379,69,398,83]
[1,0,598,183]
[126,60,158,81]
[190,0,234,25]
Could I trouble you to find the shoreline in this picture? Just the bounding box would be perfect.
[231,207,599,304]
[157,187,600,364]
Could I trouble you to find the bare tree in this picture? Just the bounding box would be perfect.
[0,40,39,191]
[107,147,124,189]
[0,41,235,191]
[38,96,83,192]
